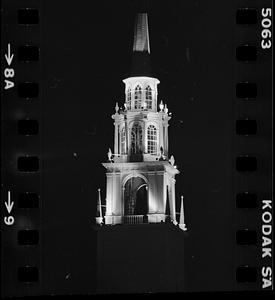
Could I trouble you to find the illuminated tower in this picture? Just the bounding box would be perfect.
[95,13,187,293]
[96,13,185,227]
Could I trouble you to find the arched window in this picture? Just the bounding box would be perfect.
[131,123,143,154]
[145,86,152,109]
[124,177,148,216]
[127,88,131,109]
[120,127,126,154]
[147,125,157,154]
[134,85,142,109]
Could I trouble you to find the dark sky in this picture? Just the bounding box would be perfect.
[3,0,272,295]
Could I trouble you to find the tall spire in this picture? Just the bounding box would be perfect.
[133,13,150,53]
[130,13,152,77]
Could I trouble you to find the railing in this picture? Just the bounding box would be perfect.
[123,215,148,225]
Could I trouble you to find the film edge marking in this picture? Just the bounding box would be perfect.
[4,43,15,90]
[4,191,14,226]
[261,199,272,289]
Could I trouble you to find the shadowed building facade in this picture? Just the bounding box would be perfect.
[94,13,187,294]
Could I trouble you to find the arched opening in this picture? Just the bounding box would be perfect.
[124,176,148,218]
[134,85,142,109]
[126,88,131,109]
[145,85,152,109]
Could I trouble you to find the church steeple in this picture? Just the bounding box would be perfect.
[131,13,152,77]
[94,9,187,293]
[96,12,183,227]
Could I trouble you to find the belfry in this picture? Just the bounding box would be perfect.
[94,13,187,293]
[96,13,186,229]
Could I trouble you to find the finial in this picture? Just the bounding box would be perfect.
[164,104,168,114]
[169,155,175,166]
[159,146,166,161]
[96,188,103,225]
[179,195,187,231]
[115,102,119,113]
[107,148,113,162]
[159,100,164,111]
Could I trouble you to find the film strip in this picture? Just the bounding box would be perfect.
[1,0,273,296]
[234,5,272,290]
[1,1,41,296]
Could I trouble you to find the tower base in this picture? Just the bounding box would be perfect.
[94,223,186,294]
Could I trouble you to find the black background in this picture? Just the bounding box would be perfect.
[1,0,272,295]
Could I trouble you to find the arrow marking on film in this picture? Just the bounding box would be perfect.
[5,44,14,66]
[5,191,14,214]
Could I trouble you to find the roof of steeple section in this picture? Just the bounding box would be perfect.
[133,13,150,54]
[130,13,152,77]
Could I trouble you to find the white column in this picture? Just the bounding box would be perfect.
[142,120,146,153]
[159,122,163,155]
[171,178,176,223]
[113,174,122,215]
[125,121,129,154]
[164,124,168,156]
[163,175,167,215]
[105,174,112,216]
[168,178,176,223]
[114,123,118,155]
